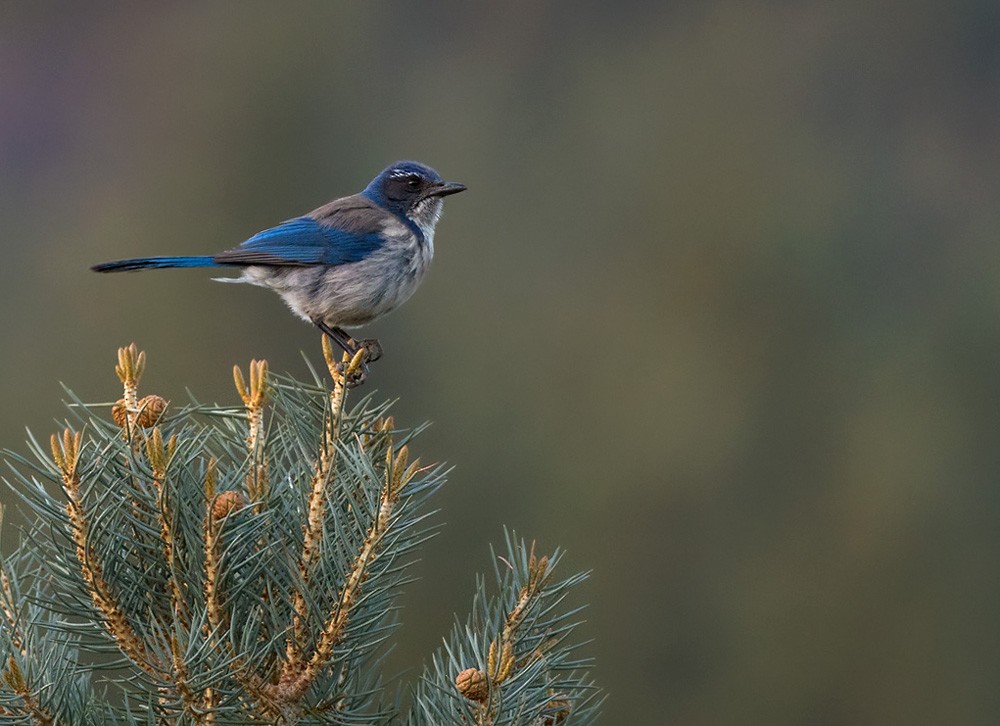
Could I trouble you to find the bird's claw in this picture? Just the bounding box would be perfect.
[355,338,383,364]
[335,339,379,387]
[332,360,369,388]
[317,326,381,387]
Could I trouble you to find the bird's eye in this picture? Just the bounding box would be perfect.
[406,175,422,190]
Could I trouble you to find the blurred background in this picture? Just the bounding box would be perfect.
[2,2,999,723]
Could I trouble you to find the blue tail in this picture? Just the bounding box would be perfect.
[91,256,218,273]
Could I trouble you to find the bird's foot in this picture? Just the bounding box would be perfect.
[331,360,369,388]
[321,334,371,388]
[354,338,383,364]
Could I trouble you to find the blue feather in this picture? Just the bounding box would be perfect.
[92,256,216,272]
[213,216,383,267]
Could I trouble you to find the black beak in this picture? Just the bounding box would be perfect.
[427,181,467,198]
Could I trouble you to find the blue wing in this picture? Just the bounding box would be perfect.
[213,216,383,267]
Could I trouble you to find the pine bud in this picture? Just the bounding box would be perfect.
[136,395,168,427]
[112,399,128,428]
[455,667,489,702]
[212,490,247,520]
[543,698,570,724]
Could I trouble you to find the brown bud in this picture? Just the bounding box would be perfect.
[136,395,168,428]
[112,400,128,428]
[455,667,489,702]
[543,699,570,724]
[212,490,247,520]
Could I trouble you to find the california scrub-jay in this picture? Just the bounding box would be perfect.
[93,161,465,367]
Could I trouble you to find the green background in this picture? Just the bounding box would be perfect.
[2,2,999,723]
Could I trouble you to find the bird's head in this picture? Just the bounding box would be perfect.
[363,161,466,230]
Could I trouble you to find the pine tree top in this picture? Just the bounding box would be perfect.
[0,341,601,724]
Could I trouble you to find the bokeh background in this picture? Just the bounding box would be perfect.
[2,2,999,723]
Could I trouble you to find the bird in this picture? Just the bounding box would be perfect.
[92,161,466,372]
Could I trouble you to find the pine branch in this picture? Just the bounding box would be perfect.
[0,342,601,724]
[411,532,602,725]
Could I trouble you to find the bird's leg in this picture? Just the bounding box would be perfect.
[313,319,366,386]
[312,320,383,387]
[313,319,357,357]
[313,320,383,364]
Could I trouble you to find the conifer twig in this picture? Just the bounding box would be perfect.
[201,460,223,722]
[52,429,159,678]
[282,336,362,680]
[234,360,269,506]
[169,637,208,725]
[148,429,185,626]
[2,657,54,726]
[202,460,269,716]
[146,429,210,722]
[267,438,418,705]
[453,541,556,726]
[115,343,145,430]
[0,566,23,656]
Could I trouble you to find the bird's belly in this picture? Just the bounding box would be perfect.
[246,253,427,327]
